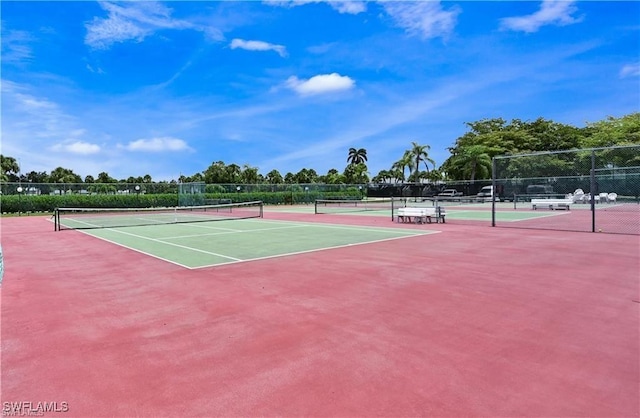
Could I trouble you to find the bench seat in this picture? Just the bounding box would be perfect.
[531,199,572,210]
[396,207,445,223]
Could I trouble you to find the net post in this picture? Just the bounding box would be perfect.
[54,208,59,231]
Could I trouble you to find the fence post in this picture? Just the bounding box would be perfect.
[590,150,596,232]
[491,157,496,227]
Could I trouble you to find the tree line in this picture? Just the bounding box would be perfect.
[2,113,638,185]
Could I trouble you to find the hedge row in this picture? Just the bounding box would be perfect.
[0,191,362,214]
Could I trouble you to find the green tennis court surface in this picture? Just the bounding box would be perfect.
[75,218,435,269]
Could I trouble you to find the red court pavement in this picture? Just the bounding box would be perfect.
[1,214,638,417]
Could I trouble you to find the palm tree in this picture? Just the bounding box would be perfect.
[407,142,435,183]
[389,168,404,183]
[50,167,82,184]
[343,163,369,184]
[265,169,283,184]
[373,169,391,183]
[240,164,260,184]
[392,152,413,182]
[226,164,241,183]
[453,145,493,181]
[0,155,20,182]
[347,147,368,165]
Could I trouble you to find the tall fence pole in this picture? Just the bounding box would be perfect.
[491,157,497,227]
[590,150,596,232]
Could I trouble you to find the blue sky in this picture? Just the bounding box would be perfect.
[1,1,639,181]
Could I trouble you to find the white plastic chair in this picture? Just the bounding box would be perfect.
[607,193,617,203]
[599,192,609,203]
[573,189,585,204]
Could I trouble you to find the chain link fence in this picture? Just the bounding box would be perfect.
[492,145,640,235]
[0,182,368,214]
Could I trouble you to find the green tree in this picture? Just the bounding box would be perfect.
[204,161,227,183]
[372,169,392,183]
[50,167,82,183]
[96,171,117,183]
[347,147,367,165]
[392,152,413,182]
[240,164,260,184]
[24,171,49,183]
[343,163,369,184]
[284,172,295,184]
[293,168,318,184]
[322,168,345,184]
[407,142,435,183]
[450,145,493,181]
[226,164,242,183]
[0,155,20,182]
[265,169,283,184]
[582,113,640,149]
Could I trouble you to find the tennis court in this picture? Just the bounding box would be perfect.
[1,202,638,417]
[65,218,434,269]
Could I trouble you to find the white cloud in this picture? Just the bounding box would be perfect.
[230,39,288,57]
[85,1,223,50]
[123,137,192,152]
[1,80,76,140]
[381,1,460,40]
[620,63,640,78]
[86,64,105,74]
[264,0,366,14]
[50,141,101,155]
[285,73,355,96]
[500,0,582,33]
[327,1,367,14]
[267,1,460,37]
[1,29,34,64]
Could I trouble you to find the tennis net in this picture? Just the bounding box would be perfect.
[314,198,399,215]
[54,201,264,231]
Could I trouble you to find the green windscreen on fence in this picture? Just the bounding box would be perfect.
[178,181,206,206]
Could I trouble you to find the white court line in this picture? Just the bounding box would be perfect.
[95,228,242,261]
[441,209,572,222]
[71,230,193,269]
[160,224,308,240]
[166,216,430,237]
[241,218,429,236]
[65,217,436,269]
[180,222,243,232]
[508,210,572,222]
[160,220,425,241]
[192,230,441,270]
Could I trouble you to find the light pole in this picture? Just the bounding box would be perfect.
[135,185,141,206]
[16,186,23,216]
